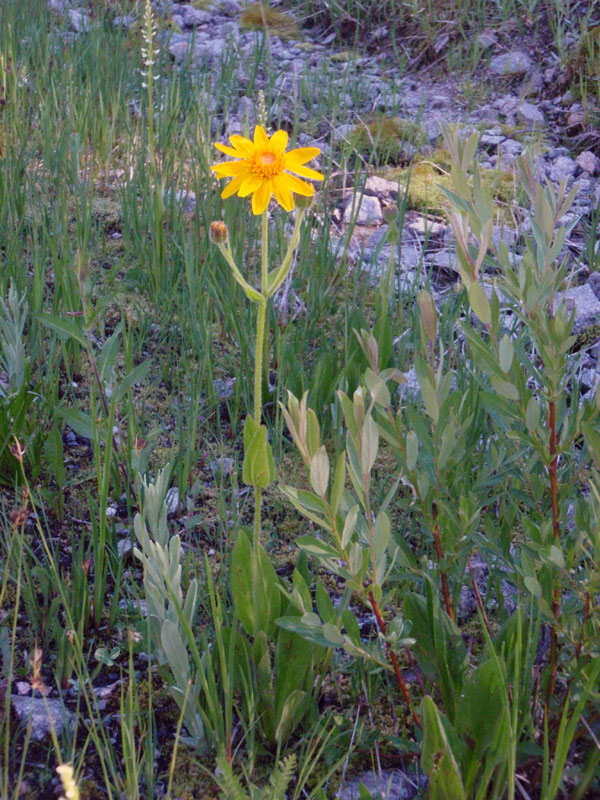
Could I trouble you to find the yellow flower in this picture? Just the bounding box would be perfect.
[212,125,324,215]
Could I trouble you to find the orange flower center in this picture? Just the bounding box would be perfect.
[249,149,284,179]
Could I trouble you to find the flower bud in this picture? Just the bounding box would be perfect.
[294,192,314,210]
[382,204,398,224]
[209,220,229,244]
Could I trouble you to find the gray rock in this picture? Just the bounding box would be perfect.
[11,696,74,741]
[337,769,424,800]
[517,101,545,128]
[68,8,90,32]
[175,4,211,26]
[549,155,577,183]
[364,176,399,201]
[477,30,498,49]
[576,150,600,176]
[499,138,523,156]
[489,51,532,77]
[343,194,383,226]
[554,284,600,334]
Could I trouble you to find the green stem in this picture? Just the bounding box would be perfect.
[253,487,262,546]
[254,297,267,428]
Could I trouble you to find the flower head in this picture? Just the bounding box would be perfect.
[212,125,324,215]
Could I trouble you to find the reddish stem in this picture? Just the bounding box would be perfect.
[369,590,421,728]
[432,503,455,621]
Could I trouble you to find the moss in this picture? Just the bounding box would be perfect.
[381,148,516,217]
[239,3,300,40]
[347,114,425,167]
[573,321,600,352]
[91,196,122,234]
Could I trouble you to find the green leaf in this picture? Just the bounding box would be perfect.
[161,619,190,687]
[406,430,419,471]
[372,511,390,558]
[498,334,514,373]
[467,282,491,326]
[231,530,281,637]
[330,452,346,517]
[341,505,359,549]
[242,419,274,489]
[526,397,540,433]
[35,313,88,349]
[55,407,93,440]
[421,696,466,800]
[310,445,329,497]
[114,359,152,402]
[296,535,340,561]
[360,414,379,476]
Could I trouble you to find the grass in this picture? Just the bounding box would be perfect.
[1,0,600,798]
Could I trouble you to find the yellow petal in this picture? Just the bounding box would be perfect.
[221,175,245,199]
[281,173,315,196]
[211,161,249,177]
[254,125,269,149]
[269,129,288,153]
[287,163,324,181]
[214,142,243,158]
[252,180,272,215]
[272,175,295,211]
[229,134,255,155]
[238,174,264,197]
[285,146,321,165]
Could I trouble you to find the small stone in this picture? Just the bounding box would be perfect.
[517,101,545,129]
[11,696,74,741]
[549,155,577,182]
[16,682,30,696]
[343,194,383,226]
[489,50,532,77]
[576,151,600,176]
